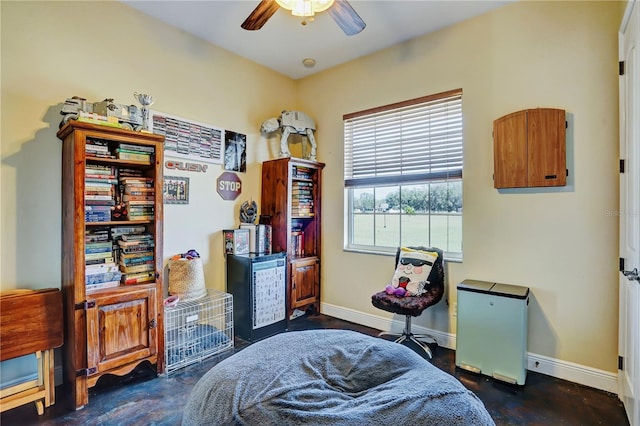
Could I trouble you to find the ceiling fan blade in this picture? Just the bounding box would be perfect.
[328,0,366,36]
[241,0,280,31]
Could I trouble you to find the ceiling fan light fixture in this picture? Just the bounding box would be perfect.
[276,0,334,17]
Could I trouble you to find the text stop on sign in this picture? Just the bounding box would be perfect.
[217,172,242,200]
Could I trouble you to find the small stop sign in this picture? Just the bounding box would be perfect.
[217,172,242,200]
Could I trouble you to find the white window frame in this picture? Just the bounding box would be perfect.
[343,89,463,260]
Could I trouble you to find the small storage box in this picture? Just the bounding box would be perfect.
[456,279,529,385]
[164,290,234,375]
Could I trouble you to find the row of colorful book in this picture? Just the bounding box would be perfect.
[118,168,155,221]
[85,228,120,290]
[291,230,305,257]
[85,164,116,223]
[292,165,313,180]
[115,226,156,285]
[291,180,314,217]
[116,143,154,164]
[84,225,156,290]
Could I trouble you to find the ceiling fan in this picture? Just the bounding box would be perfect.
[241,0,366,36]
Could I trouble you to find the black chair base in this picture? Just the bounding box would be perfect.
[378,315,436,359]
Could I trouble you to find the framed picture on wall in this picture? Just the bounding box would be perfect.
[149,110,224,165]
[224,131,247,173]
[163,176,190,205]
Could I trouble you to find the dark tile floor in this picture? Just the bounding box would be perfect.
[1,314,629,425]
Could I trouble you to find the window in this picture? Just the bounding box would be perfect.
[343,89,463,259]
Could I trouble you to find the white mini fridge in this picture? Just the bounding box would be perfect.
[456,279,529,385]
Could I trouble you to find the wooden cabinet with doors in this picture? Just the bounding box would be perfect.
[261,157,325,320]
[493,108,566,188]
[58,121,164,410]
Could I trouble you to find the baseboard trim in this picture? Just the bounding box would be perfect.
[320,302,618,394]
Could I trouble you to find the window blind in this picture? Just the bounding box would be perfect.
[344,89,463,187]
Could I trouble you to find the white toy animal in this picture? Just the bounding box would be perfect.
[260,110,317,161]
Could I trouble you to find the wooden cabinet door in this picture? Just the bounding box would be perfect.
[86,287,158,377]
[493,108,566,188]
[290,257,319,311]
[493,110,528,188]
[527,108,566,187]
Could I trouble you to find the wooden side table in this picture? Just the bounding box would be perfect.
[0,289,63,415]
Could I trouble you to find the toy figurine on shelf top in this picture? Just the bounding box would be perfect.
[59,96,143,131]
[260,110,317,161]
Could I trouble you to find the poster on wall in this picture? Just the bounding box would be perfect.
[163,176,190,205]
[149,110,223,164]
[224,131,247,173]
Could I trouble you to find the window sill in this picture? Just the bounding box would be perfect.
[343,247,462,263]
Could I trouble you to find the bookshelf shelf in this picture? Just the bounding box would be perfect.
[58,121,165,410]
[261,157,325,320]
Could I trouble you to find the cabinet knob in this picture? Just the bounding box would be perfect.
[149,319,157,329]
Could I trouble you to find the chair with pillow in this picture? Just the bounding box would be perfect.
[371,246,445,359]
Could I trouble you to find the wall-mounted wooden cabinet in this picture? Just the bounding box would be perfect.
[261,157,324,320]
[493,108,566,188]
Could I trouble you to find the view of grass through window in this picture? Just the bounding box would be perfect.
[351,181,462,253]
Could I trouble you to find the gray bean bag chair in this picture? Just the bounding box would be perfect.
[183,329,494,426]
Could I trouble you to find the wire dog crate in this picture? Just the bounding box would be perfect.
[164,290,234,375]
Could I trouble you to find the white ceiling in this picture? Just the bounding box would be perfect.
[122,0,513,79]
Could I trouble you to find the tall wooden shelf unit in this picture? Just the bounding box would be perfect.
[261,158,325,320]
[58,121,165,410]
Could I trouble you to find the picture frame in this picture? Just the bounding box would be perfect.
[163,176,190,205]
[149,110,224,164]
[224,131,247,173]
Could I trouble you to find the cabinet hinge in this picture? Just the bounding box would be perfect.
[620,258,625,272]
[619,61,625,76]
[620,159,625,173]
[565,121,568,129]
[75,301,96,310]
[619,355,624,371]
[76,367,97,377]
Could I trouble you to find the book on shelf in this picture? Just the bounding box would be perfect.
[85,165,114,174]
[118,143,155,154]
[123,271,155,285]
[116,151,151,162]
[86,280,121,291]
[85,263,119,275]
[117,239,154,248]
[123,194,154,202]
[120,258,154,268]
[120,250,154,259]
[85,173,116,180]
[86,257,115,265]
[120,263,155,274]
[85,246,113,255]
[85,271,122,285]
[120,233,153,241]
[85,251,115,260]
[291,230,305,256]
[85,199,116,206]
[118,168,145,177]
[111,225,147,235]
[85,230,110,243]
[86,177,118,185]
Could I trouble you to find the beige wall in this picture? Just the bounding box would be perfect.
[299,0,622,373]
[1,1,296,293]
[0,0,623,378]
